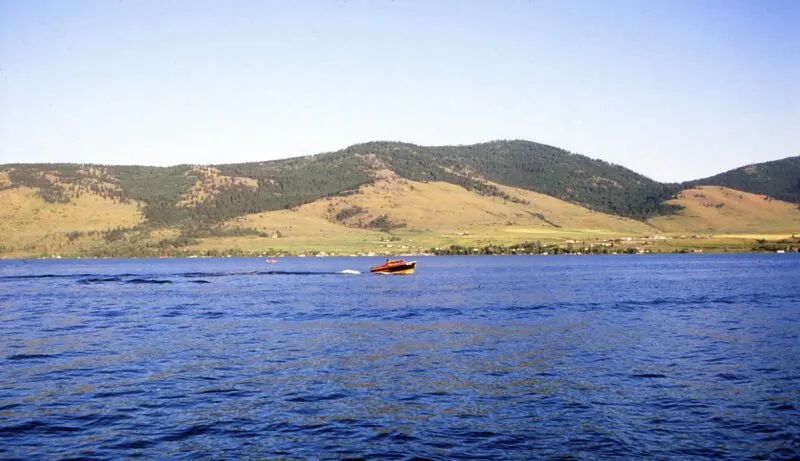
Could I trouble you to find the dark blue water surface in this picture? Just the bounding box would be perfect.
[1,254,798,460]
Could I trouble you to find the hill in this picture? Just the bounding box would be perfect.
[333,141,682,219]
[289,170,653,233]
[0,173,144,257]
[649,186,800,233]
[169,172,656,257]
[1,141,798,257]
[686,156,800,204]
[1,140,681,229]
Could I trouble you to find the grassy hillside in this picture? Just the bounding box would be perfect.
[0,185,143,257]
[163,180,800,256]
[340,141,682,219]
[197,173,656,255]
[2,140,680,230]
[292,171,653,234]
[685,156,800,204]
[1,141,798,257]
[649,186,800,233]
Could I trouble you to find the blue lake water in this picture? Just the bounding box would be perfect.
[1,254,798,459]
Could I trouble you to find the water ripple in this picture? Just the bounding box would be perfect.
[1,255,798,459]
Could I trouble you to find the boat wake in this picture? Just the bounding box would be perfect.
[1,269,364,285]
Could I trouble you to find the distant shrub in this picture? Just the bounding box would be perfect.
[103,228,126,242]
[366,215,406,232]
[66,231,84,242]
[335,206,365,222]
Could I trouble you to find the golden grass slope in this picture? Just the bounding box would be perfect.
[220,209,389,255]
[298,171,653,234]
[3,165,799,257]
[214,177,800,254]
[210,171,656,255]
[0,186,143,256]
[649,186,800,233]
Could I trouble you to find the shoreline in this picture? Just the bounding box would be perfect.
[2,232,798,260]
[2,248,798,261]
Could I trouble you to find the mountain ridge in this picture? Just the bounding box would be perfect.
[687,155,800,204]
[3,140,797,223]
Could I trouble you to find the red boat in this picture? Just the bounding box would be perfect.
[369,258,416,274]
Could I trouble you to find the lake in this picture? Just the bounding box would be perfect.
[1,254,798,459]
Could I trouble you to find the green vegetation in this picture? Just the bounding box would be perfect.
[0,141,737,229]
[528,212,561,228]
[752,236,800,252]
[4,164,198,224]
[429,241,642,255]
[2,142,797,256]
[687,156,800,204]
[111,165,197,203]
[7,167,72,203]
[334,206,366,222]
[210,153,373,221]
[342,140,682,218]
[365,214,406,232]
[180,225,271,239]
[428,237,800,256]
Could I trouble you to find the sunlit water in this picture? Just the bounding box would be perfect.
[1,254,798,459]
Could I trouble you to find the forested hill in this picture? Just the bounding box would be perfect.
[686,156,800,204]
[1,140,793,228]
[216,140,682,219]
[337,140,681,218]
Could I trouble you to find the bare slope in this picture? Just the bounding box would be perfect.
[222,172,653,240]
[0,186,143,256]
[649,186,800,233]
[219,209,388,255]
[2,164,798,257]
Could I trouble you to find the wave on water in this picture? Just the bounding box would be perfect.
[1,255,799,460]
[181,271,259,278]
[78,277,122,283]
[6,354,59,361]
[0,273,96,281]
[126,278,173,285]
[1,269,365,285]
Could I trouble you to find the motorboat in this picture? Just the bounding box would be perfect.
[369,258,416,274]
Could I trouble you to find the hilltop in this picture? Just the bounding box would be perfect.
[687,156,800,204]
[1,141,798,258]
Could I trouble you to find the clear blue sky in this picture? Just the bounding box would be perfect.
[1,0,798,182]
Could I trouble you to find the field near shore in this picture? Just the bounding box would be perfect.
[0,175,798,258]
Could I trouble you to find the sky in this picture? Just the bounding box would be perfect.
[0,0,798,182]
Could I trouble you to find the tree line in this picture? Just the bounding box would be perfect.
[3,143,797,231]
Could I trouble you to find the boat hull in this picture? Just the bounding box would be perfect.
[369,260,416,274]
